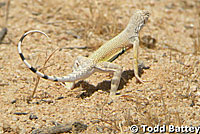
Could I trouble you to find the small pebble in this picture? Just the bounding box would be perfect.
[56,96,65,100]
[29,114,38,120]
[11,100,17,104]
[96,126,104,133]
[190,101,195,107]
[41,99,54,104]
[191,85,198,92]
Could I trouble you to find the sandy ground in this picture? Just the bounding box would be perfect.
[0,0,200,133]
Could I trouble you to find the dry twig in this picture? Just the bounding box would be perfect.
[31,48,59,98]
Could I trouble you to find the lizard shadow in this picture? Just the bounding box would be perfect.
[75,65,148,99]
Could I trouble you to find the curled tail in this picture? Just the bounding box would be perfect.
[18,30,80,82]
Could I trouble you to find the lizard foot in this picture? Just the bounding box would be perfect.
[135,75,145,84]
[107,94,119,105]
[60,82,75,90]
[135,75,152,84]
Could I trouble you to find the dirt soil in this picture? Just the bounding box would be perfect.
[0,0,200,133]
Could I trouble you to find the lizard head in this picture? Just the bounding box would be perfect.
[126,10,150,35]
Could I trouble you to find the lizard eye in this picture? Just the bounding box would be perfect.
[76,62,79,67]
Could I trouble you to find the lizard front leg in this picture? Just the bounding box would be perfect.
[131,36,144,83]
[95,62,122,102]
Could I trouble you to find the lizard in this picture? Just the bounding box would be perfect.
[18,10,150,102]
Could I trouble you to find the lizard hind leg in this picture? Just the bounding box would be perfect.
[95,62,122,102]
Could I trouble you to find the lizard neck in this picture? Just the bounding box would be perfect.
[124,23,139,39]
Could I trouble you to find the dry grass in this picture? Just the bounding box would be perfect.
[0,0,200,133]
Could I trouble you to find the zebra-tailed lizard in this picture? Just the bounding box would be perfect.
[18,10,150,102]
